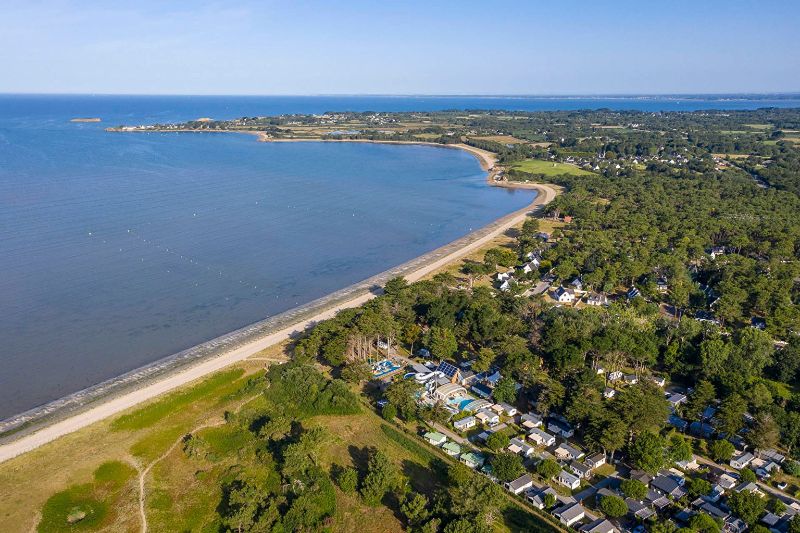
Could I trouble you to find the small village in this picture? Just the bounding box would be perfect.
[362,213,800,533]
[373,349,800,533]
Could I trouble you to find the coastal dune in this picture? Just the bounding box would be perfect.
[0,144,557,464]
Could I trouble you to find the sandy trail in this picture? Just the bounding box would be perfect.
[0,144,557,464]
[135,392,262,533]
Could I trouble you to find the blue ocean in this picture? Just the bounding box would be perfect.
[1,94,798,419]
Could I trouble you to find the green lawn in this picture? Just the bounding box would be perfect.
[512,159,595,177]
[110,368,246,431]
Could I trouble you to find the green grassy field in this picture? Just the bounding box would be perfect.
[512,159,595,177]
[0,337,560,533]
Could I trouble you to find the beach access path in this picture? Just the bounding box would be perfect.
[0,143,558,464]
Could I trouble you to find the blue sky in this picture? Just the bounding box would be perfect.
[1,0,798,95]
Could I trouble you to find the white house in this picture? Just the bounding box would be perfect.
[475,409,500,426]
[731,451,755,470]
[623,374,638,385]
[603,387,616,399]
[555,443,584,461]
[607,371,623,382]
[676,455,699,470]
[453,416,477,432]
[554,287,576,303]
[528,486,559,509]
[460,452,485,469]
[497,402,518,416]
[525,251,541,263]
[505,473,534,495]
[520,412,543,429]
[667,392,688,409]
[717,473,738,491]
[442,442,461,456]
[557,470,582,490]
[585,453,606,470]
[548,420,575,438]
[508,437,536,457]
[423,431,447,446]
[570,461,593,479]
[528,428,556,447]
[586,293,609,306]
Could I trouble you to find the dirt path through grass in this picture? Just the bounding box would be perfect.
[135,392,263,533]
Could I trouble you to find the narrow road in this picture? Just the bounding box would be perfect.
[694,454,799,506]
[430,422,469,445]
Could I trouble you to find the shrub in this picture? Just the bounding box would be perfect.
[334,465,359,493]
[708,439,735,463]
[491,452,524,482]
[381,403,397,421]
[600,495,628,518]
[740,468,757,483]
[536,458,561,479]
[620,478,648,500]
[784,460,800,477]
[486,432,510,451]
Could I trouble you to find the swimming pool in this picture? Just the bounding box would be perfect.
[446,396,475,411]
[372,359,401,378]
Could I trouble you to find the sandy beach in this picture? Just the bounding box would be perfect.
[0,142,557,464]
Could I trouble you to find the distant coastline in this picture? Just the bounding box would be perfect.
[70,117,101,122]
[106,126,504,183]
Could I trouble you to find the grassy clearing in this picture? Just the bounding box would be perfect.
[38,485,109,533]
[412,133,441,140]
[37,461,137,533]
[512,159,595,177]
[379,424,438,466]
[471,135,527,144]
[111,368,245,432]
[713,153,752,160]
[0,360,271,532]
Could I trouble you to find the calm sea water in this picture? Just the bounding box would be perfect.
[1,94,797,419]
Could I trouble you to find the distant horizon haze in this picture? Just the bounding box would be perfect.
[0,0,798,95]
[2,92,800,98]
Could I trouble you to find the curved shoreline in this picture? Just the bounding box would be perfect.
[0,141,557,463]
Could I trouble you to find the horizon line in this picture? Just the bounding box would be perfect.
[2,91,800,99]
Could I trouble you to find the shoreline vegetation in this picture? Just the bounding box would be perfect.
[0,137,557,463]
